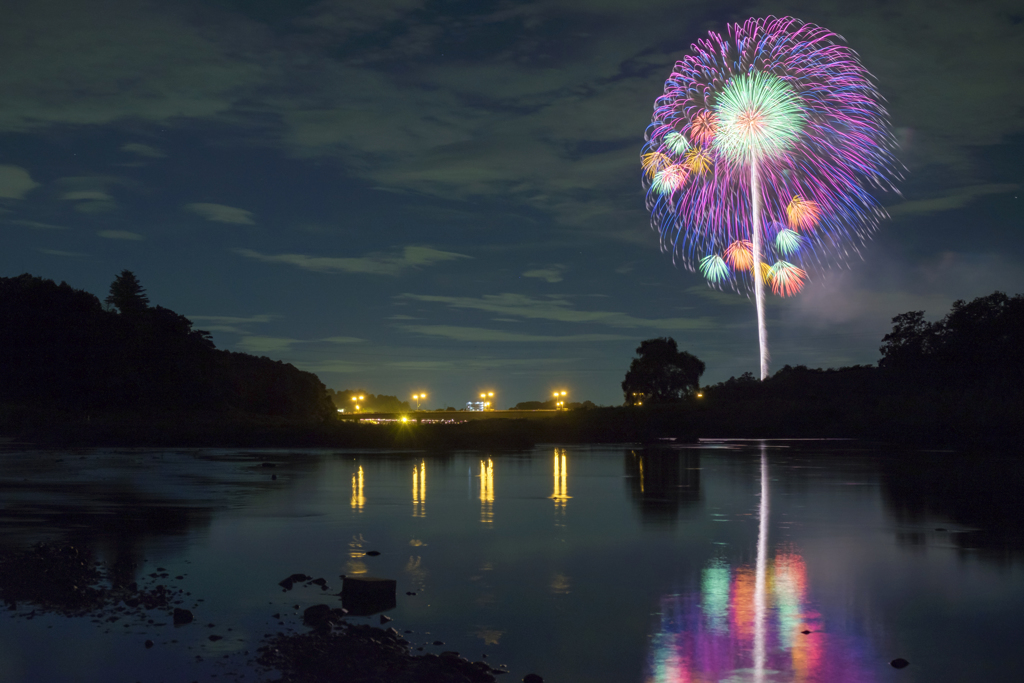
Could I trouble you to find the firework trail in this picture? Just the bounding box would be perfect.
[642,16,900,379]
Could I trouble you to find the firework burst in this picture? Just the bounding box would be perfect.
[642,16,900,378]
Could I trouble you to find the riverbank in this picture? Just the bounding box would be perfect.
[4,393,1022,452]
[0,541,505,683]
[0,405,699,449]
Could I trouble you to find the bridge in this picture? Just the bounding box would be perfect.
[335,409,562,422]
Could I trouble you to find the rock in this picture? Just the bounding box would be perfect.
[935,528,947,532]
[144,640,154,649]
[380,615,392,624]
[209,635,223,642]
[261,462,277,468]
[433,640,445,646]
[173,608,194,625]
[271,474,277,480]
[311,578,327,586]
[890,658,910,669]
[406,591,417,596]
[341,576,397,616]
[278,574,312,590]
[365,551,381,556]
[303,604,334,628]
[523,675,544,683]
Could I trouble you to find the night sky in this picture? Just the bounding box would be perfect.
[2,0,1021,408]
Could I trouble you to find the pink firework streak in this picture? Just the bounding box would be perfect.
[641,16,900,378]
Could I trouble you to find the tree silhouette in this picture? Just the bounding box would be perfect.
[622,337,705,405]
[0,271,334,418]
[105,270,149,315]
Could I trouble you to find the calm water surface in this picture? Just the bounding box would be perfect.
[1,441,1022,682]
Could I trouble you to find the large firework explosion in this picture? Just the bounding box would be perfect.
[642,16,900,379]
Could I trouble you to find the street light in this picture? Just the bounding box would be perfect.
[553,390,568,410]
[412,392,427,409]
[479,391,495,410]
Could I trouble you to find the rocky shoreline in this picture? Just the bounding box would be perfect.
[0,541,519,682]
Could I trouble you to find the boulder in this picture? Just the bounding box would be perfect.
[303,604,334,628]
[341,576,397,616]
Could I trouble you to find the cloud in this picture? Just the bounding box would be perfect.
[8,219,68,230]
[522,265,564,283]
[320,336,364,344]
[792,251,1024,329]
[97,230,143,240]
[186,314,276,334]
[399,293,716,330]
[402,325,631,342]
[37,248,86,257]
[188,314,277,325]
[235,245,471,276]
[888,184,1020,217]
[237,336,302,354]
[0,1,270,133]
[386,357,570,370]
[294,360,367,374]
[682,285,753,308]
[121,142,165,158]
[62,191,113,201]
[0,165,39,199]
[185,202,256,225]
[56,176,131,213]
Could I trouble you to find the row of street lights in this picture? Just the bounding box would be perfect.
[344,389,572,413]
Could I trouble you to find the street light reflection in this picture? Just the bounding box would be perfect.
[412,461,426,518]
[351,466,365,511]
[551,448,571,512]
[479,458,494,524]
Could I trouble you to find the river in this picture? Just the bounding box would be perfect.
[0,441,1021,682]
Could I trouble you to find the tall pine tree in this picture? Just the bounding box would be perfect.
[105,270,149,315]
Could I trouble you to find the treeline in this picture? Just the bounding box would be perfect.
[510,400,598,410]
[326,389,411,414]
[0,272,334,419]
[687,291,1024,448]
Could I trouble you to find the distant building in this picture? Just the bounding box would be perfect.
[466,401,488,412]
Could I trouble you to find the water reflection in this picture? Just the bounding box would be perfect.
[647,446,870,682]
[550,448,570,514]
[404,555,427,593]
[626,449,701,525]
[350,465,365,511]
[479,458,494,524]
[880,452,1024,560]
[412,461,426,518]
[754,445,768,682]
[346,533,368,575]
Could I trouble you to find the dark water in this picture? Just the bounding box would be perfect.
[1,442,1022,682]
